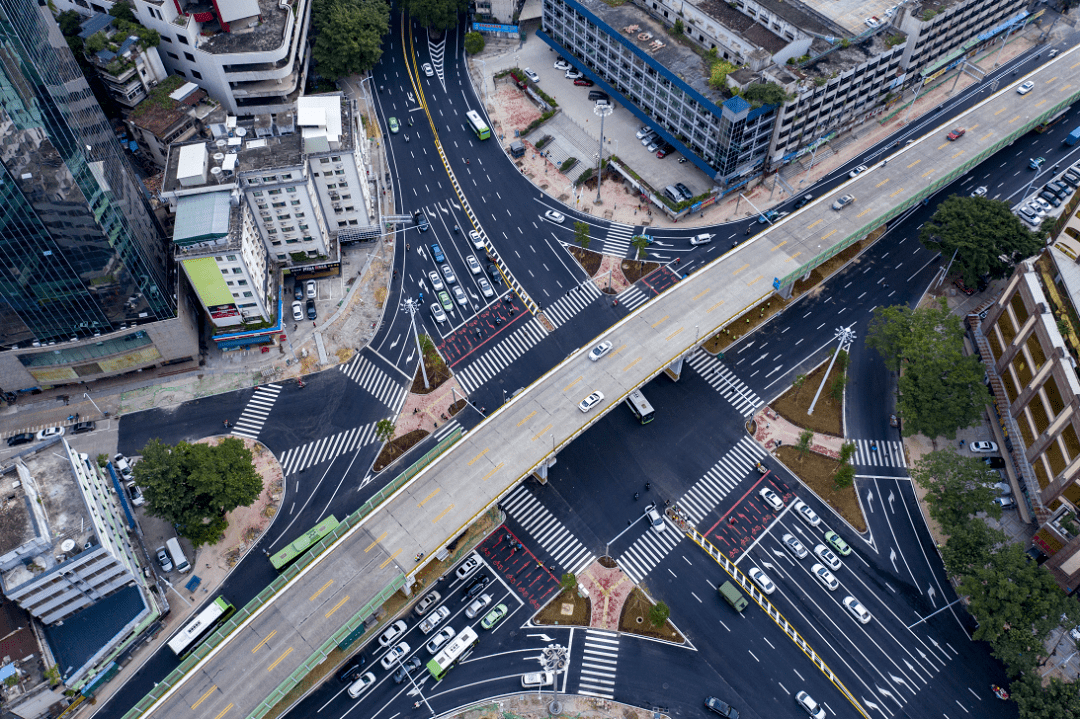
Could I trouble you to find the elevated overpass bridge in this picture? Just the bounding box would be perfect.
[126,46,1080,719]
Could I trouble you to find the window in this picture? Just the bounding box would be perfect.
[167,52,179,60]
[192,70,202,80]
[320,158,330,164]
[238,280,248,286]
[226,255,237,261]
[232,268,243,274]
[243,291,253,297]
[268,189,282,195]
[286,187,296,193]
[290,200,301,206]
[299,224,309,230]
[331,156,341,162]
[184,52,195,62]
[272,202,286,208]
[178,35,189,45]
[226,280,234,286]
[161,35,172,43]
[176,70,186,77]
[326,183,336,189]
[341,194,351,200]
[338,221,347,227]
[277,254,287,260]
[252,191,263,197]
[334,170,345,175]
[271,240,282,246]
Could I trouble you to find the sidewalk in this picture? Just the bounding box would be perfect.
[578,559,633,630]
[753,406,842,459]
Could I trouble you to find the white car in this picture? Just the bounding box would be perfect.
[466,255,482,275]
[969,441,998,453]
[419,606,450,634]
[1017,80,1035,95]
[478,276,494,298]
[970,186,988,198]
[793,500,821,527]
[422,63,434,77]
[635,125,653,139]
[465,593,493,619]
[130,485,146,506]
[811,563,840,592]
[544,210,565,223]
[645,505,666,533]
[565,69,583,80]
[347,671,377,698]
[758,487,783,511]
[113,454,133,479]
[440,263,456,285]
[428,270,444,291]
[456,554,481,579]
[523,68,540,83]
[1026,201,1047,218]
[426,626,456,655]
[156,547,173,572]
[430,303,447,323]
[306,279,317,298]
[844,595,872,624]
[469,229,485,250]
[832,194,855,211]
[782,533,808,559]
[554,59,571,71]
[578,391,604,413]
[848,165,867,178]
[588,341,613,361]
[1032,197,1053,212]
[748,567,776,595]
[379,620,408,647]
[813,544,841,571]
[291,301,304,321]
[36,427,64,441]
[380,641,410,670]
[690,233,713,245]
[796,690,826,719]
[452,285,468,307]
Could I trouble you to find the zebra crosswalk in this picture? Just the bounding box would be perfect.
[601,223,635,256]
[500,485,595,576]
[231,384,281,439]
[678,436,767,524]
[545,282,601,328]
[615,285,648,310]
[687,350,762,417]
[455,317,549,394]
[852,439,906,468]
[576,629,619,699]
[616,517,684,583]
[278,422,380,475]
[339,357,406,409]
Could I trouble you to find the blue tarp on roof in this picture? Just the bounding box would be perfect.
[78,13,114,40]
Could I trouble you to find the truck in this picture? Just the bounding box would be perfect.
[718,581,747,612]
[1067,126,1080,146]
[508,140,525,158]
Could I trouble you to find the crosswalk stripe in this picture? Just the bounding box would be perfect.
[500,486,594,575]
[851,439,905,467]
[338,357,403,407]
[456,317,549,394]
[280,422,379,475]
[687,350,763,417]
[231,385,282,440]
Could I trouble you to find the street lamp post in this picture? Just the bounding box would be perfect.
[401,299,429,390]
[83,392,106,417]
[593,103,614,204]
[808,325,856,416]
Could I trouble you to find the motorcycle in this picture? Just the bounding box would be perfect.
[755,461,768,475]
[991,684,1009,701]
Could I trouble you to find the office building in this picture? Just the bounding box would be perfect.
[0,0,197,394]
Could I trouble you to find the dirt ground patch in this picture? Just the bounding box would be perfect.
[568,245,603,275]
[770,360,844,437]
[617,587,684,642]
[373,429,428,472]
[534,587,591,627]
[448,399,467,416]
[776,446,866,532]
[410,353,451,394]
[621,258,662,284]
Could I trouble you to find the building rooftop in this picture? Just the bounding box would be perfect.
[0,447,97,595]
[129,76,209,136]
[197,0,293,56]
[78,12,114,40]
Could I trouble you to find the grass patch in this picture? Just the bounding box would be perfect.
[775,446,866,532]
[770,360,844,437]
[534,587,591,627]
[410,350,451,394]
[617,587,684,642]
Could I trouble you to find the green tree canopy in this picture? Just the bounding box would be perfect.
[57,10,83,37]
[910,449,1001,532]
[574,221,590,250]
[939,516,1007,579]
[402,0,469,31]
[1012,672,1080,718]
[918,195,1042,287]
[464,31,485,55]
[311,0,390,80]
[648,601,670,628]
[109,0,138,24]
[741,82,791,107]
[135,438,263,547]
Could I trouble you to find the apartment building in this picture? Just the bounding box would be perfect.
[130,0,311,116]
[79,11,169,112]
[127,75,221,167]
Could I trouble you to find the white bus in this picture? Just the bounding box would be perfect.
[167,596,235,657]
[465,110,491,140]
[426,625,478,680]
[626,390,655,424]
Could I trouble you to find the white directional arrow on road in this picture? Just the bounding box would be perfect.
[927,585,937,607]
[861,697,881,712]
[772,548,795,565]
[890,548,898,574]
[888,489,896,514]
[406,349,415,365]
[865,488,874,513]
[390,335,400,349]
[527,633,555,642]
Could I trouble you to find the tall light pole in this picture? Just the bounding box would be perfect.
[83,392,106,417]
[808,325,856,416]
[401,298,429,390]
[593,103,614,204]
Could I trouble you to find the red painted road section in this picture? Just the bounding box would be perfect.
[477,525,559,611]
[438,294,527,366]
[701,473,798,561]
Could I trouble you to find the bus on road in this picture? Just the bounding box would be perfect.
[427,626,479,680]
[626,390,655,424]
[167,596,235,658]
[270,515,339,570]
[465,110,491,140]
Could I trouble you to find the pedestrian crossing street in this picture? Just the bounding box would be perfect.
[601,223,635,257]
[545,281,601,328]
[616,515,684,584]
[500,485,596,576]
[278,422,380,475]
[852,439,906,468]
[231,384,281,439]
[678,436,767,524]
[455,317,549,394]
[338,356,407,409]
[615,285,649,310]
[687,350,762,417]
[576,629,619,699]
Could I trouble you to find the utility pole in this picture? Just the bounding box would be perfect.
[402,299,429,390]
[808,325,856,416]
[593,103,614,204]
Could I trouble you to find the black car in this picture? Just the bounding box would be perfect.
[336,653,367,683]
[416,212,430,232]
[675,182,693,200]
[793,194,813,209]
[6,432,33,447]
[463,573,490,601]
[486,264,501,283]
[1062,171,1080,188]
[392,657,422,684]
[72,421,96,434]
[1046,181,1071,199]
[1039,190,1062,207]
[984,456,1007,469]
[305,298,317,320]
[705,697,739,718]
[293,283,304,301]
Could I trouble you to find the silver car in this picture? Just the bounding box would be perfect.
[478,276,494,298]
[466,255,482,275]
[440,263,456,285]
[452,285,468,307]
[428,270,444,291]
[465,593,493,619]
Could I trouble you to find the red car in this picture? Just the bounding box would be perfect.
[954,278,976,295]
[947,127,966,140]
[573,78,594,87]
[656,148,669,158]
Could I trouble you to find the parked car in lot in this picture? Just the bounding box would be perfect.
[554,59,571,71]
[292,301,304,321]
[72,421,96,434]
[156,546,173,573]
[564,69,583,80]
[36,426,64,440]
[306,298,316,320]
[675,182,693,200]
[7,433,33,447]
[573,78,594,86]
[523,68,540,83]
[969,441,998,453]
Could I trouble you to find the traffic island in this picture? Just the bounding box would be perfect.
[768,359,846,437]
[773,445,867,533]
[617,588,684,643]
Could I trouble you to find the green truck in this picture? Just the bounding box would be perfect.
[718,581,748,612]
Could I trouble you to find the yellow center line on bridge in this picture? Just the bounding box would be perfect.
[212,704,234,719]
[1035,99,1048,108]
[251,631,276,654]
[707,299,725,313]
[666,327,684,341]
[771,240,787,251]
[994,107,1007,115]
[651,315,669,328]
[325,596,350,619]
[747,275,764,286]
[192,686,217,710]
[906,158,921,168]
[380,548,402,569]
[968,123,979,131]
[532,424,553,441]
[936,142,949,150]
[482,463,503,481]
[267,647,293,671]
[807,218,824,229]
[921,169,935,178]
[951,151,964,159]
[875,178,890,188]
[691,288,709,300]
[980,132,993,141]
[309,581,333,602]
[1044,76,1059,83]
[418,488,440,507]
[785,251,802,262]
[612,343,628,356]
[467,448,489,466]
[1008,114,1022,123]
[517,411,536,426]
[732,263,750,275]
[562,376,582,392]
[1062,84,1074,92]
[889,188,905,198]
[623,357,642,372]
[432,504,454,523]
[365,532,387,552]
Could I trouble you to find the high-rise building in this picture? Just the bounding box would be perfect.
[0,0,196,393]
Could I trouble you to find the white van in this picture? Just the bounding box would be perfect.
[166,537,191,573]
[521,671,554,688]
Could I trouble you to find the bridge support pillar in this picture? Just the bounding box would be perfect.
[664,353,686,381]
[777,282,794,300]
[532,455,557,484]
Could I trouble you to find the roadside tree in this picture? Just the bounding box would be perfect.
[403,0,469,30]
[648,601,670,628]
[910,449,1001,532]
[311,0,390,80]
[574,221,591,251]
[464,31,485,55]
[631,234,649,260]
[1011,672,1080,718]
